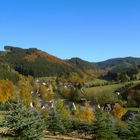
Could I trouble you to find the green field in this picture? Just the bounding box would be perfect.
[85,78,109,86]
[126,108,140,111]
[83,80,140,104]
[37,77,56,82]
[85,80,140,96]
[84,83,124,97]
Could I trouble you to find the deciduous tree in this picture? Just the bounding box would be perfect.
[0,80,14,103]
[18,76,32,107]
[75,104,94,123]
[112,103,126,120]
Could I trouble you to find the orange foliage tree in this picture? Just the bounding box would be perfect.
[0,80,14,103]
[112,103,126,120]
[24,54,38,62]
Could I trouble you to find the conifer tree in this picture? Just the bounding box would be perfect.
[4,99,46,140]
[46,110,65,134]
[122,113,140,140]
[92,109,118,140]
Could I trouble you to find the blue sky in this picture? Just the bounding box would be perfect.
[0,0,140,62]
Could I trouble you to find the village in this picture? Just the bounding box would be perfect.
[29,79,137,122]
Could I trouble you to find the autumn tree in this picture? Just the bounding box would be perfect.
[75,103,94,123]
[112,103,126,120]
[84,103,95,122]
[68,72,84,87]
[39,84,54,102]
[55,100,70,119]
[58,86,81,102]
[69,72,81,84]
[0,80,14,103]
[39,85,48,101]
[18,76,32,107]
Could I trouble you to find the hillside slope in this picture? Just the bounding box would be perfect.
[67,57,97,70]
[0,46,74,77]
[95,57,140,70]
[95,57,140,81]
[1,46,140,80]
[0,62,19,83]
[0,46,99,79]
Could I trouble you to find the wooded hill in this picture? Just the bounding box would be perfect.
[95,57,140,70]
[68,57,140,82]
[0,46,98,79]
[0,46,140,82]
[0,62,19,83]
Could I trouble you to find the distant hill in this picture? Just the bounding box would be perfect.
[95,57,140,81]
[67,57,100,78]
[67,57,97,70]
[95,57,140,70]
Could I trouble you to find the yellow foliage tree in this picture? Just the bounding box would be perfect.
[56,100,70,119]
[18,76,32,107]
[75,103,94,122]
[112,103,126,120]
[84,104,95,122]
[0,80,14,103]
[39,84,54,101]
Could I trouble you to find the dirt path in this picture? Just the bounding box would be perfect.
[0,128,92,140]
[43,135,85,140]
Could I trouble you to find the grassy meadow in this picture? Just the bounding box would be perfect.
[83,83,125,101]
